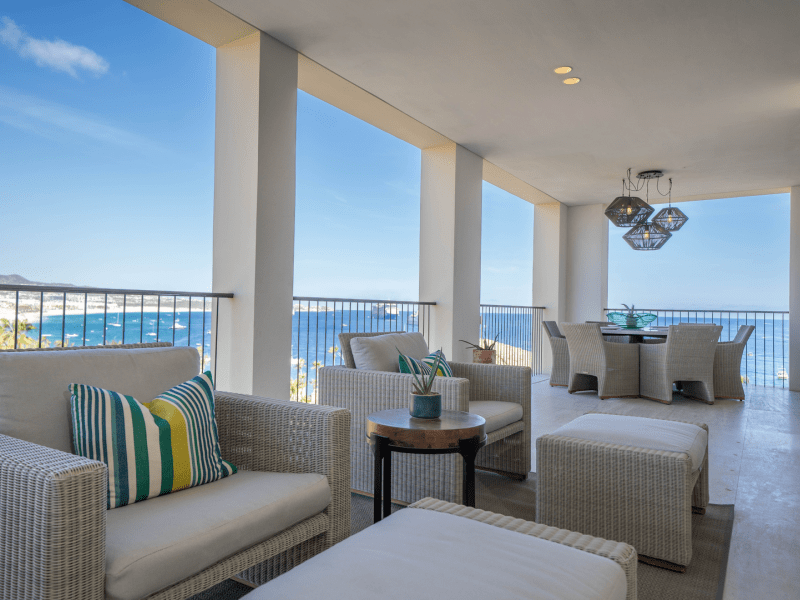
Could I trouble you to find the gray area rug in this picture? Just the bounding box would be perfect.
[191,470,733,600]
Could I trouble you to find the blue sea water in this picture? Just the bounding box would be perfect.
[25,309,788,395]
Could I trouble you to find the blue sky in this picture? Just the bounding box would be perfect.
[0,1,788,310]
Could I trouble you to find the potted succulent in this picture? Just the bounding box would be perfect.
[460,334,499,364]
[408,351,444,419]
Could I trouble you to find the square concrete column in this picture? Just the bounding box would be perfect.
[566,204,609,323]
[533,202,568,371]
[790,186,800,391]
[419,143,483,363]
[212,32,297,399]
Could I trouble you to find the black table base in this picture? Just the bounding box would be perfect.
[369,434,486,523]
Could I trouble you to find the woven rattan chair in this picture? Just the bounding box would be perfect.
[585,320,631,344]
[543,321,569,386]
[709,325,754,400]
[560,323,639,399]
[640,324,722,404]
[0,344,351,600]
[536,414,709,571]
[318,332,531,505]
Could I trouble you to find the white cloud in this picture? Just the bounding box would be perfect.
[1,17,109,78]
[0,85,162,155]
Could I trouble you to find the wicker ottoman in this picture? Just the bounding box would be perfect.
[536,414,709,571]
[242,497,638,600]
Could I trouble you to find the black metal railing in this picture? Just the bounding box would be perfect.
[480,304,545,375]
[0,284,233,375]
[291,297,435,402]
[604,308,789,387]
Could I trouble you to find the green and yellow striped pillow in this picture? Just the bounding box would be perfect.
[69,371,236,509]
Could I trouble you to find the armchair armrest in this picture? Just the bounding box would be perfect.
[448,362,531,406]
[0,434,107,600]
[214,392,351,545]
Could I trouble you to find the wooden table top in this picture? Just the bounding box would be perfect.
[366,408,486,450]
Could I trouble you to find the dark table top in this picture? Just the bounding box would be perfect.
[601,326,668,337]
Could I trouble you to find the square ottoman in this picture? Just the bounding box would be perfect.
[243,498,638,600]
[536,413,709,570]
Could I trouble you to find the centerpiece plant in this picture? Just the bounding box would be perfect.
[408,350,444,419]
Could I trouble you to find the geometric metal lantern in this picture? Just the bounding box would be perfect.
[622,221,672,251]
[605,195,654,227]
[652,205,688,231]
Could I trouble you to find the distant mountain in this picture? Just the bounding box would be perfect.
[0,274,75,287]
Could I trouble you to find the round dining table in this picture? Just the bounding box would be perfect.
[601,326,669,344]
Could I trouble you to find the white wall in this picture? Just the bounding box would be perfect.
[566,204,609,323]
[789,186,800,391]
[420,143,483,363]
[212,33,298,399]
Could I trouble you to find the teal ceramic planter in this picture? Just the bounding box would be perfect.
[409,393,442,419]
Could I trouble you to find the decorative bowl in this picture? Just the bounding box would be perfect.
[606,312,658,329]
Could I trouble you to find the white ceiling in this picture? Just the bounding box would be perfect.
[211,0,800,205]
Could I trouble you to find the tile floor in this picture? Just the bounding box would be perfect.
[530,377,800,599]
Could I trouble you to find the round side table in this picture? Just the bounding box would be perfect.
[366,408,486,523]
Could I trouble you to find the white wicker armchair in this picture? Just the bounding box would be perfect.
[0,345,351,600]
[318,332,531,505]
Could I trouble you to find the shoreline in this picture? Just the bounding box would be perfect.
[0,306,212,322]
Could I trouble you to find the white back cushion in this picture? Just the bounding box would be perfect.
[0,346,200,453]
[350,332,430,372]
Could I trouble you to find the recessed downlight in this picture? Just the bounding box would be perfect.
[554,66,572,74]
[563,77,581,85]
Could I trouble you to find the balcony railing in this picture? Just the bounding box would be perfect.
[291,297,435,402]
[291,298,545,402]
[604,308,789,387]
[480,304,545,375]
[0,284,233,376]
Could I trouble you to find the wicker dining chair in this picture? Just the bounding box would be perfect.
[585,321,630,344]
[560,323,640,399]
[543,321,569,387]
[640,324,722,404]
[707,324,755,400]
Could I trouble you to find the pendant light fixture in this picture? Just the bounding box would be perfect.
[604,168,653,227]
[623,221,672,250]
[652,178,689,231]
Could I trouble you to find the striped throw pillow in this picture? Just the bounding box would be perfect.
[69,371,236,509]
[398,350,453,377]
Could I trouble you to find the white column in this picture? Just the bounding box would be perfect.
[566,204,609,323]
[789,186,800,391]
[533,202,568,371]
[212,32,297,399]
[419,143,483,363]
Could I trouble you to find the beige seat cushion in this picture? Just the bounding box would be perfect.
[350,332,430,372]
[0,346,200,453]
[553,414,708,471]
[105,470,330,600]
[242,507,626,600]
[469,401,523,433]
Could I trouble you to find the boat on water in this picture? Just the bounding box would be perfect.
[171,320,187,330]
[407,312,418,326]
[372,303,398,319]
[777,369,788,380]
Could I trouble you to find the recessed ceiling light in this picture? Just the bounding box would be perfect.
[554,66,572,74]
[563,77,581,85]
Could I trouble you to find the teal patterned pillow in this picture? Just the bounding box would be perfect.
[398,350,452,377]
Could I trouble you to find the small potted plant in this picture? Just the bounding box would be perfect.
[408,351,444,419]
[460,334,499,364]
